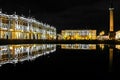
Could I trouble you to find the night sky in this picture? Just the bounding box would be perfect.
[0,0,120,33]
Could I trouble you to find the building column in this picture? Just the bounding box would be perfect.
[109,7,115,40]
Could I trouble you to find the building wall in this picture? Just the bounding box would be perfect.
[115,31,120,40]
[0,13,56,40]
[61,30,96,40]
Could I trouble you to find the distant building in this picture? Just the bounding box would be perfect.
[61,30,96,40]
[97,35,109,40]
[115,31,120,40]
[116,45,120,50]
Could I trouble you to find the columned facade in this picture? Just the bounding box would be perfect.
[61,30,96,40]
[0,13,56,40]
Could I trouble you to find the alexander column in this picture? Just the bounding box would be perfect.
[109,0,115,40]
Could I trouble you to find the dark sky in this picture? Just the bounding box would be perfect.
[0,0,120,33]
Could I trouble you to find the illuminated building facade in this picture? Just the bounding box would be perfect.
[0,12,56,40]
[115,45,120,50]
[61,30,96,40]
[115,31,120,40]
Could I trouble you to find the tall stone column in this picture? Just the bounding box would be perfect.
[109,1,115,40]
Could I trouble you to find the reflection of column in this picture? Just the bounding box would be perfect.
[109,48,113,72]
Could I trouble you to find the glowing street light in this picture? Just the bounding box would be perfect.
[99,31,105,36]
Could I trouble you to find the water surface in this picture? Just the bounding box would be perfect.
[0,44,120,72]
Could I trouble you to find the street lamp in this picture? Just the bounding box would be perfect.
[99,31,105,36]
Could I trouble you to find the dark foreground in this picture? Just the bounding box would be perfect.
[0,44,120,72]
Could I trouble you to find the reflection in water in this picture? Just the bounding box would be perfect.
[99,44,105,50]
[0,44,56,66]
[61,44,96,50]
[60,44,117,72]
[1,43,120,72]
[109,48,113,72]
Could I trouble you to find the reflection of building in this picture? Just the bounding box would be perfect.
[97,35,109,40]
[99,44,105,50]
[0,12,56,40]
[0,44,56,66]
[61,44,96,50]
[61,30,96,40]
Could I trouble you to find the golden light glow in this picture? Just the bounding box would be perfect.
[109,8,114,32]
[116,45,120,49]
[9,46,13,50]
[109,48,113,72]
[115,31,120,40]
[99,44,104,50]
[0,13,56,40]
[0,44,56,66]
[61,44,96,50]
[99,31,105,36]
[61,30,96,40]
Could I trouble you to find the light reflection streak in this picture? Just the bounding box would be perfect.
[0,44,56,66]
[109,48,113,72]
[99,44,105,50]
[61,44,96,50]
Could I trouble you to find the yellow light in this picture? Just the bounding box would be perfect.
[10,29,13,31]
[100,31,105,36]
[10,46,13,50]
